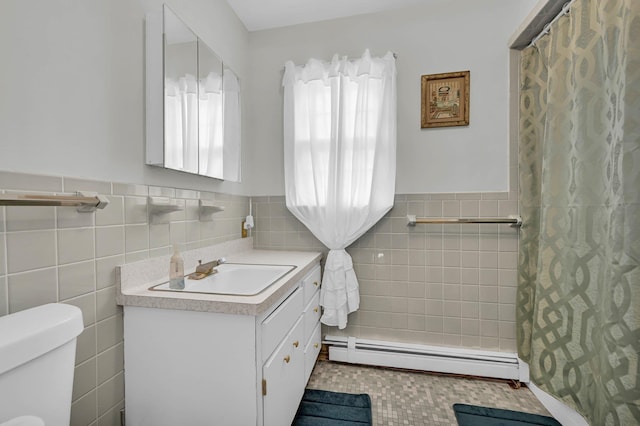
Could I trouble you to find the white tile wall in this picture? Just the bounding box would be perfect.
[253,191,519,353]
[58,261,96,300]
[0,171,249,426]
[7,230,57,273]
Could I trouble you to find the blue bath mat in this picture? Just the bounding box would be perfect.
[453,403,562,426]
[293,388,372,425]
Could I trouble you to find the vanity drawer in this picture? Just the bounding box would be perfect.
[302,265,321,305]
[261,288,303,360]
[263,317,305,426]
[303,322,322,383]
[303,291,321,342]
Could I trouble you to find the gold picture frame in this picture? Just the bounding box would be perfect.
[421,70,470,128]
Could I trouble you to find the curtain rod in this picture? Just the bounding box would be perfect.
[528,0,574,47]
[302,52,397,60]
[282,52,397,70]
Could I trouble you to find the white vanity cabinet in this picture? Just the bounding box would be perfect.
[261,264,322,425]
[122,261,322,426]
[301,269,323,382]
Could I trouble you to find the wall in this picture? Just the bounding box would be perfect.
[0,171,248,425]
[0,0,249,195]
[245,0,538,195]
[0,0,540,423]
[254,194,520,352]
[0,0,250,425]
[249,0,534,352]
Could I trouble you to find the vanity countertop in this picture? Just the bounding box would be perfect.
[116,243,322,316]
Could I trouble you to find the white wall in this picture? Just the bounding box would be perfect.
[0,0,250,194]
[0,0,539,196]
[245,0,538,195]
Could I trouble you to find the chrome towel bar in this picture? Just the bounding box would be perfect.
[406,215,522,228]
[0,192,109,213]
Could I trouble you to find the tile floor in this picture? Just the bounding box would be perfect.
[306,360,552,426]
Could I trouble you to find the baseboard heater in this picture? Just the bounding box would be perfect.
[324,335,525,381]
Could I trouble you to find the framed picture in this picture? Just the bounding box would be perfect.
[421,70,470,128]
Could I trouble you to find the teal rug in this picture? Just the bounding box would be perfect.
[453,403,562,426]
[293,389,372,425]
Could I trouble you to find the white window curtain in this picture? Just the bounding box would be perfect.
[199,69,242,181]
[166,70,240,181]
[198,71,224,178]
[165,74,199,173]
[283,49,397,329]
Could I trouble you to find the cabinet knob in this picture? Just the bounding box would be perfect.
[284,355,291,363]
[314,343,319,349]
[293,341,299,348]
[313,281,319,287]
[314,307,319,313]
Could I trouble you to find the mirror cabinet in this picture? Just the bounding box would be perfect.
[146,5,241,181]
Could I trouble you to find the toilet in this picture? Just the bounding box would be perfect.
[0,304,83,426]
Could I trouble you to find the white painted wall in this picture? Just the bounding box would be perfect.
[0,0,539,196]
[0,0,250,194]
[245,0,538,195]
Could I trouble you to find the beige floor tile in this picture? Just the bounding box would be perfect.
[306,361,551,426]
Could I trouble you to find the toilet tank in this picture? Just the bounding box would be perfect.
[0,304,83,425]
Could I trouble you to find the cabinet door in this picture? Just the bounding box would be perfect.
[262,317,305,426]
[262,288,303,361]
[302,265,322,305]
[303,291,321,343]
[304,322,322,383]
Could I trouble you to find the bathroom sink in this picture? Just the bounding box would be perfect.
[151,263,296,296]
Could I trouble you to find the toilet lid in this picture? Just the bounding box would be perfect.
[0,416,45,426]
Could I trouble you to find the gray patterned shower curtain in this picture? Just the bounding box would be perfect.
[517,0,640,424]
